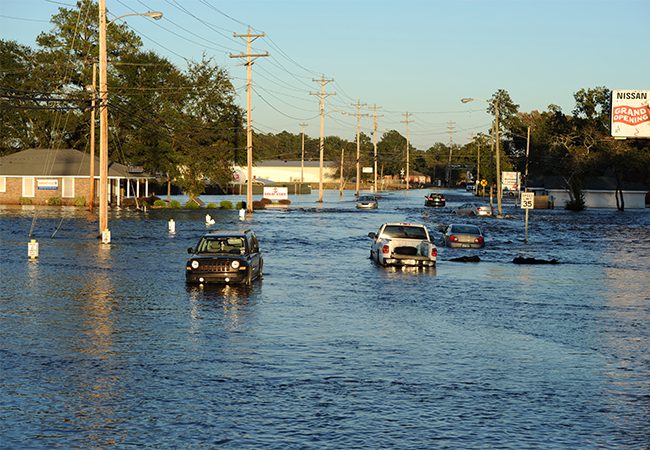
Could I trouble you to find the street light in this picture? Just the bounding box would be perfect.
[98,0,162,239]
[461,97,502,218]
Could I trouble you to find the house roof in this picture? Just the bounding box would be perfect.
[0,148,153,179]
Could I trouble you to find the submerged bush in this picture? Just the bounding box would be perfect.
[73,197,86,207]
[153,200,167,207]
[206,203,218,209]
[47,197,62,206]
[236,201,246,210]
[19,197,32,205]
[220,200,234,209]
[170,200,181,209]
[184,201,199,210]
[252,200,266,210]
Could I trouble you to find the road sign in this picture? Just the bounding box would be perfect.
[521,192,534,209]
[480,179,487,187]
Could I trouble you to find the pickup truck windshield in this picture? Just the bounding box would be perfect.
[382,226,428,240]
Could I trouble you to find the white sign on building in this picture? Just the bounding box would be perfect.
[611,90,650,138]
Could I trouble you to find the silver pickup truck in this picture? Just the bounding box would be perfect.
[368,223,437,267]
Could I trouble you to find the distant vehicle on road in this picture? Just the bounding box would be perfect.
[368,223,437,267]
[441,224,485,248]
[452,203,494,216]
[465,182,476,192]
[186,230,263,285]
[424,193,445,207]
[357,195,378,209]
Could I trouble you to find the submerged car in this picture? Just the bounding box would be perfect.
[186,230,263,285]
[441,224,485,248]
[368,223,437,267]
[452,203,494,216]
[357,195,378,209]
[424,193,445,207]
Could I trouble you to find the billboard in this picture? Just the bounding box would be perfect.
[501,171,520,193]
[611,90,650,138]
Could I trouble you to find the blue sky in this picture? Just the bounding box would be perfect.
[1,0,648,149]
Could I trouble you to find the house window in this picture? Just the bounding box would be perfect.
[62,178,74,198]
[0,177,5,192]
[23,177,35,197]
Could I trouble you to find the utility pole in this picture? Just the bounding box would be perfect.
[369,104,383,191]
[300,123,308,183]
[230,28,268,213]
[88,62,97,213]
[310,76,335,203]
[446,121,455,188]
[350,101,368,195]
[401,112,413,191]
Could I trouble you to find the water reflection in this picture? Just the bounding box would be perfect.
[187,283,257,331]
[375,264,437,280]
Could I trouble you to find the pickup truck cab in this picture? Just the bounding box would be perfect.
[368,223,437,267]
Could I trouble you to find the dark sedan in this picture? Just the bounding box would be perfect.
[424,193,445,207]
[441,224,485,248]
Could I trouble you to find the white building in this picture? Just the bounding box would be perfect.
[232,160,337,184]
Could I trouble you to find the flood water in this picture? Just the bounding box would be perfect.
[1,188,649,449]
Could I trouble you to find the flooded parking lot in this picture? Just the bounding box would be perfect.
[1,189,649,449]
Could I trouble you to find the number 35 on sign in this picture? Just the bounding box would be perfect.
[521,192,534,209]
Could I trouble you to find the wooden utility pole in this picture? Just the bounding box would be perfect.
[300,123,308,183]
[401,112,413,191]
[350,101,368,195]
[230,28,268,213]
[369,104,383,191]
[446,121,455,187]
[88,63,97,212]
[310,76,336,203]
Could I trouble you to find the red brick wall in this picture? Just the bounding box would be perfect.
[0,177,98,206]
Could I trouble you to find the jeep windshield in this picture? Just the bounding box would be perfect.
[196,237,246,255]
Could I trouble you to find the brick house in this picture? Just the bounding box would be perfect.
[0,148,154,206]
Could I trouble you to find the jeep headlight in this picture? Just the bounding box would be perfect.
[231,260,240,269]
[191,260,199,269]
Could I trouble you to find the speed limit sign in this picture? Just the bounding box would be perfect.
[521,192,534,209]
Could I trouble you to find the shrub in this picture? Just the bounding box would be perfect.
[153,200,167,207]
[220,200,234,209]
[19,196,32,205]
[170,200,181,209]
[260,197,272,205]
[236,201,246,210]
[184,201,199,210]
[252,200,266,210]
[206,202,218,209]
[142,200,150,207]
[279,199,291,205]
[47,197,62,206]
[73,197,86,207]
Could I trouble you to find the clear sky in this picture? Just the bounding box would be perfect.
[1,0,648,149]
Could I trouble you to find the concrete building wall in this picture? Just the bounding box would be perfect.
[548,189,647,209]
